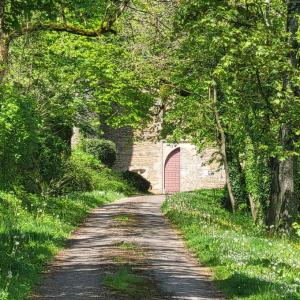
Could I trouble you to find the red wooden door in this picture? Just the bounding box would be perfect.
[164,148,181,193]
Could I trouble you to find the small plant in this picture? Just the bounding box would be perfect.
[104,267,147,296]
[113,214,137,224]
[113,215,130,223]
[112,256,127,264]
[292,222,300,237]
[116,241,140,250]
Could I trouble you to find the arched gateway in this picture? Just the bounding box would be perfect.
[99,125,225,193]
[164,148,181,193]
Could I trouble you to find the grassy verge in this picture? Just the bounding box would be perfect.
[162,189,300,300]
[0,190,123,300]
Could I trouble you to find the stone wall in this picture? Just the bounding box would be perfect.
[102,125,225,194]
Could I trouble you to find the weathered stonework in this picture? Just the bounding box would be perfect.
[103,127,225,194]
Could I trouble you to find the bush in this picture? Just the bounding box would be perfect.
[0,89,39,191]
[122,171,151,193]
[82,139,117,168]
[50,150,133,195]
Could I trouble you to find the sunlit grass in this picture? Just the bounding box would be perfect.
[114,215,130,223]
[0,190,123,300]
[116,241,140,250]
[162,189,300,300]
[115,241,145,260]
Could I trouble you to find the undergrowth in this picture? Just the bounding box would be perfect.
[0,190,123,300]
[162,189,300,300]
[49,149,135,195]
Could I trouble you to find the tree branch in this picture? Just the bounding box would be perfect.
[106,0,131,28]
[9,0,131,40]
[255,68,276,117]
[10,22,116,39]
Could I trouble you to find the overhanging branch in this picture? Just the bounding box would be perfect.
[106,0,131,28]
[10,22,116,39]
[9,0,131,40]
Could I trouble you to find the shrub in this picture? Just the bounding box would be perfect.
[50,150,133,195]
[0,89,39,192]
[82,139,117,168]
[50,150,98,194]
[122,171,151,193]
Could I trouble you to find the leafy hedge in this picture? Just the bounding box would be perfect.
[49,149,134,195]
[82,139,117,168]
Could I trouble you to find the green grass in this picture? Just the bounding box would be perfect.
[116,241,140,250]
[113,215,132,223]
[104,266,148,297]
[162,189,300,300]
[0,190,123,300]
[115,241,145,260]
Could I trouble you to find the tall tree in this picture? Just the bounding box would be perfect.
[0,0,130,83]
[163,0,300,227]
[267,0,300,229]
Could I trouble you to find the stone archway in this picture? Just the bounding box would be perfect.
[164,148,181,194]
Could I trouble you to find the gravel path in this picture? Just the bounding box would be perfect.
[30,195,224,300]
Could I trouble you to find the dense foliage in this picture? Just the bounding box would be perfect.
[0,0,300,298]
[161,0,300,231]
[163,190,300,300]
[82,139,117,168]
[0,0,153,193]
[49,149,134,195]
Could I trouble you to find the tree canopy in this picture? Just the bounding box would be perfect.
[0,0,299,231]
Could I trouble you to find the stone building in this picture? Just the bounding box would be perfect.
[103,126,225,194]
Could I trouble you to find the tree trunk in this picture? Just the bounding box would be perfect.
[287,0,300,70]
[267,125,298,229]
[0,34,9,83]
[249,194,258,221]
[211,85,236,212]
[267,156,281,229]
[225,136,251,210]
[0,0,8,84]
[267,1,300,230]
[266,1,300,230]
